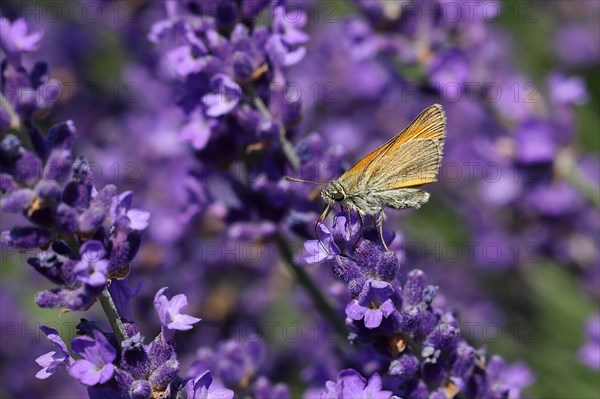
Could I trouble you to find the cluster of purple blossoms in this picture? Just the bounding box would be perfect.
[304,212,533,398]
[0,14,148,311]
[35,286,231,399]
[0,120,148,310]
[149,0,306,161]
[145,1,348,232]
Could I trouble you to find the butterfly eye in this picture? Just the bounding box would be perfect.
[332,191,345,201]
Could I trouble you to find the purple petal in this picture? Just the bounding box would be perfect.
[98,363,115,384]
[364,373,392,399]
[80,240,107,260]
[69,359,101,386]
[194,370,213,391]
[35,353,56,379]
[203,93,238,117]
[126,209,150,230]
[180,113,213,150]
[87,271,107,287]
[209,387,235,399]
[283,46,306,66]
[154,287,170,326]
[337,369,367,395]
[303,240,331,264]
[168,314,201,330]
[379,299,396,317]
[345,300,366,321]
[363,309,383,329]
[166,45,204,76]
[169,293,188,314]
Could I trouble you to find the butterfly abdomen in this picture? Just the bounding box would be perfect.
[346,188,430,215]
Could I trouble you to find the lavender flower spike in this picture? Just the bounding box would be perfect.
[35,326,74,379]
[154,287,201,341]
[69,330,116,386]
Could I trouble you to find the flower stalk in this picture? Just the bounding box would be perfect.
[98,286,128,344]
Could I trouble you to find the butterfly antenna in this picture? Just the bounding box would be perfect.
[284,176,322,185]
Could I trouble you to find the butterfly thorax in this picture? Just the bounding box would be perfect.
[321,180,377,215]
[321,181,346,204]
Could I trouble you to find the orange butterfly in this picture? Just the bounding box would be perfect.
[287,104,446,252]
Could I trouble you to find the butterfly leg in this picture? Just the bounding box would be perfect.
[352,213,364,248]
[345,206,354,237]
[315,204,332,255]
[376,210,391,253]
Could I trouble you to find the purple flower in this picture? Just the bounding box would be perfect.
[165,45,206,77]
[187,337,265,388]
[69,330,116,386]
[110,191,150,231]
[154,287,201,341]
[304,224,340,264]
[331,212,361,243]
[273,6,309,46]
[524,182,583,217]
[554,25,600,66]
[266,6,308,67]
[345,279,396,329]
[548,72,589,106]
[428,50,470,100]
[266,35,306,67]
[0,17,43,61]
[180,110,215,150]
[321,369,392,399]
[35,326,74,379]
[486,356,535,399]
[74,240,109,287]
[202,74,242,117]
[185,370,234,399]
[515,120,556,164]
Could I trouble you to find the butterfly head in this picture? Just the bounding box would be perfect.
[321,181,346,204]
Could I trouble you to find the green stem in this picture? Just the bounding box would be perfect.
[99,286,128,344]
[276,235,348,339]
[252,96,301,170]
[556,156,600,208]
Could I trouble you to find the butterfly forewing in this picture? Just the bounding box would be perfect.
[338,104,446,191]
[369,139,442,189]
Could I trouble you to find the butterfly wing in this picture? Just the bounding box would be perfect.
[334,131,398,191]
[367,138,443,190]
[338,104,446,191]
